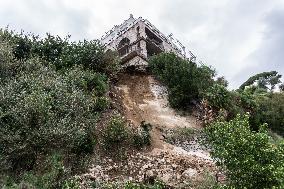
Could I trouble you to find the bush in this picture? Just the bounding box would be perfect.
[0,29,120,77]
[0,39,110,177]
[205,114,284,188]
[204,84,231,110]
[2,153,69,189]
[0,59,99,173]
[251,93,284,135]
[149,53,215,109]
[94,96,110,111]
[132,121,152,148]
[102,116,128,150]
[0,28,118,187]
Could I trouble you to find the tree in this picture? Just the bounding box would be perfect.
[251,92,284,136]
[279,83,284,92]
[239,71,282,91]
[205,114,284,189]
[216,76,229,87]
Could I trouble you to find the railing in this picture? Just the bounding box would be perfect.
[146,37,164,51]
[120,45,145,59]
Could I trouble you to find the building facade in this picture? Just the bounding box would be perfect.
[101,14,196,70]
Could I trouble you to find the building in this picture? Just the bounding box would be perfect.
[101,14,196,70]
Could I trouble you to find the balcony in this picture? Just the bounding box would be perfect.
[119,45,146,63]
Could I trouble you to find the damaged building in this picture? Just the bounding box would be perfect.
[100,14,196,70]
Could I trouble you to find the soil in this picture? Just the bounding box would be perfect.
[113,73,203,150]
[78,72,217,188]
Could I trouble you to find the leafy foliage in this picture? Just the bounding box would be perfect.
[0,56,101,172]
[279,83,284,92]
[205,114,284,189]
[251,93,284,135]
[239,71,282,91]
[204,84,231,110]
[149,52,215,109]
[102,116,128,150]
[2,153,70,189]
[0,29,119,187]
[216,76,229,87]
[132,121,152,149]
[0,29,120,77]
[94,96,110,111]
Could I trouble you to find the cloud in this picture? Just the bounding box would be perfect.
[158,0,284,88]
[232,6,284,87]
[0,0,283,88]
[0,0,92,40]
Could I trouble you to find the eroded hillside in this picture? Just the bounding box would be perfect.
[78,73,217,188]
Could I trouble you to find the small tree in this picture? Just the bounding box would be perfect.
[216,76,229,87]
[205,114,284,188]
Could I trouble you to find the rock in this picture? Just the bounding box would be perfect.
[95,165,102,170]
[172,164,178,169]
[160,173,172,182]
[182,168,198,178]
[144,170,157,184]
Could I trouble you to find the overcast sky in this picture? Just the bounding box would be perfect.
[1,0,283,88]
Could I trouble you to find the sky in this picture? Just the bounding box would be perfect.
[0,0,284,89]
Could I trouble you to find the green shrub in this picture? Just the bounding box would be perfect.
[204,84,231,110]
[0,29,120,77]
[132,121,152,148]
[0,42,102,174]
[149,52,215,109]
[0,63,98,172]
[205,114,284,188]
[0,28,116,188]
[94,96,110,111]
[1,153,69,189]
[103,116,128,150]
[62,178,81,189]
[251,93,284,135]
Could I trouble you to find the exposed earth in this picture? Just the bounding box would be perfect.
[78,73,218,188]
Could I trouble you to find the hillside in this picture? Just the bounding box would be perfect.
[1,29,284,189]
[73,72,217,188]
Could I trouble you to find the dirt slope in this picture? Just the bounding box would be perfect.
[79,73,216,188]
[114,73,204,150]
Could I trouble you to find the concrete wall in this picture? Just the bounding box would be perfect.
[102,16,188,68]
[122,56,148,71]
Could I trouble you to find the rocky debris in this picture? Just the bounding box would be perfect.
[77,74,218,188]
[164,128,211,161]
[77,149,216,188]
[182,168,198,177]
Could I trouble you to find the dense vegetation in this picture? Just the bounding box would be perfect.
[0,29,121,188]
[205,115,284,189]
[149,53,215,108]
